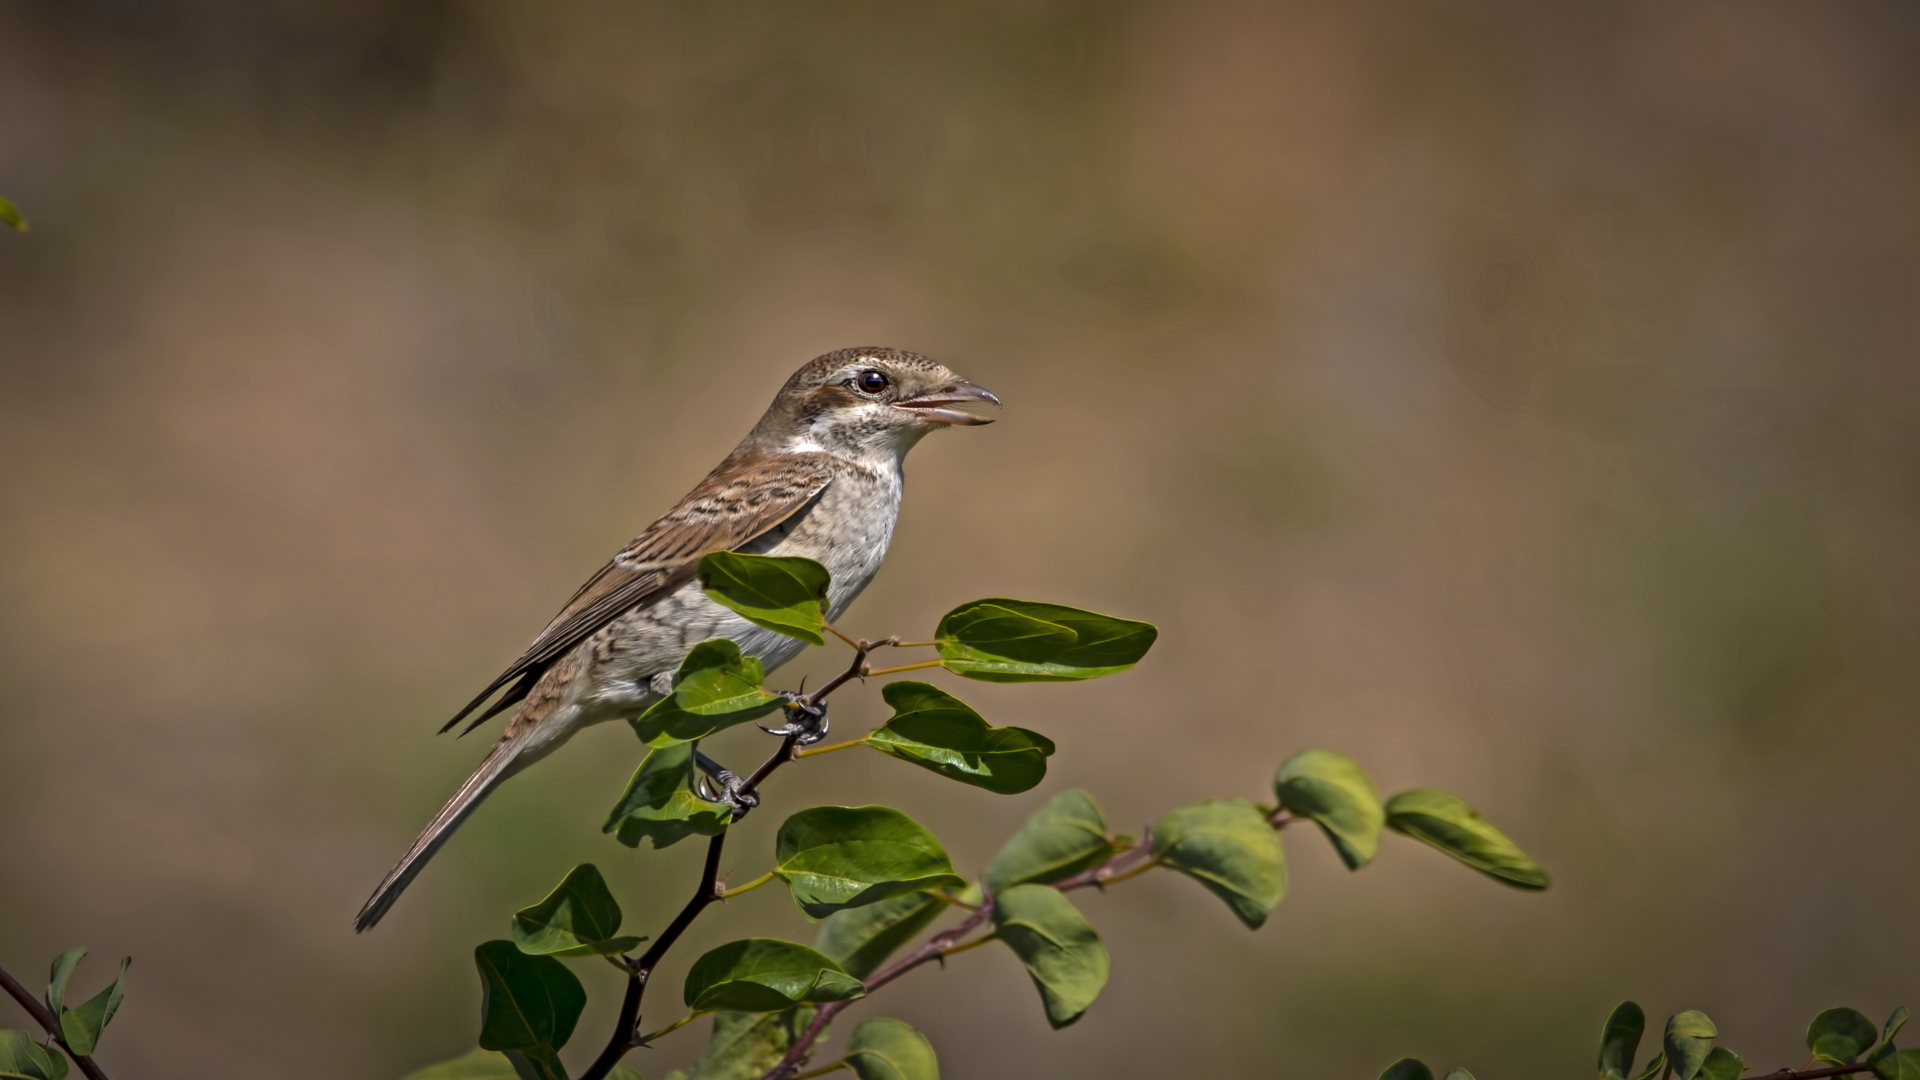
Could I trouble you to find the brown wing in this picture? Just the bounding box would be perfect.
[441,452,838,735]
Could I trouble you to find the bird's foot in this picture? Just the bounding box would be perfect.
[693,749,760,820]
[760,693,829,746]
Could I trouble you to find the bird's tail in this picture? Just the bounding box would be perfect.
[354,734,534,932]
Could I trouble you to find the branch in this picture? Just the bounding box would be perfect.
[0,961,112,1080]
[579,639,883,1080]
[1750,1066,1882,1080]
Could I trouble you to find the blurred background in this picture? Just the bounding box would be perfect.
[2,1,1917,1076]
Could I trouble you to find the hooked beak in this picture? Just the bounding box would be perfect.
[893,380,1001,426]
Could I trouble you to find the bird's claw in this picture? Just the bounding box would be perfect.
[759,692,829,745]
[693,750,760,820]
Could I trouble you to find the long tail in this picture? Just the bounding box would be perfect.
[354,734,533,932]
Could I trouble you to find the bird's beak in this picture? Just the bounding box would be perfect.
[893,380,1001,426]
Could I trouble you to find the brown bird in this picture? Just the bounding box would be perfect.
[354,348,998,931]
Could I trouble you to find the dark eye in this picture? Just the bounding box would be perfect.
[855,370,890,394]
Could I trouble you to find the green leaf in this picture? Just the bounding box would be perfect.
[1883,1050,1920,1080]
[773,806,968,919]
[632,639,784,746]
[1379,1059,1435,1080]
[511,864,645,957]
[1808,1007,1879,1065]
[473,941,587,1053]
[1665,1010,1719,1080]
[864,682,1054,794]
[1866,1007,1910,1080]
[991,884,1110,1029]
[846,1017,939,1080]
[0,1031,68,1080]
[1151,799,1287,929]
[1696,1047,1744,1080]
[684,939,865,1012]
[1384,789,1550,890]
[814,893,946,981]
[1274,748,1384,870]
[1629,1052,1668,1080]
[1441,1071,1477,1080]
[1598,1001,1647,1080]
[698,552,831,646]
[985,790,1117,894]
[688,1010,812,1080]
[501,1046,568,1080]
[44,950,84,1018]
[56,957,129,1057]
[604,743,732,850]
[934,598,1157,682]
[0,197,27,233]
[396,1048,521,1080]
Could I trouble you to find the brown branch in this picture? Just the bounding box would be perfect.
[578,640,881,1080]
[1749,1065,1881,1080]
[0,961,112,1080]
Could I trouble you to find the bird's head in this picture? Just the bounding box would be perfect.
[748,347,1000,461]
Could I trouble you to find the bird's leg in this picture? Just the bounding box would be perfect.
[692,747,759,819]
[760,693,829,745]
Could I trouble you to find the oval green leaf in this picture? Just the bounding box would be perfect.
[604,742,732,850]
[1809,1007,1879,1065]
[774,806,968,919]
[845,1017,940,1080]
[1384,789,1550,890]
[865,682,1054,794]
[0,1030,69,1080]
[1867,1008,1912,1080]
[1598,1001,1647,1080]
[1697,1047,1745,1080]
[511,864,645,958]
[474,940,587,1053]
[633,639,784,745]
[688,1009,812,1080]
[815,893,947,981]
[1152,799,1287,929]
[1665,1010,1719,1080]
[55,957,129,1057]
[985,789,1116,894]
[682,939,864,1012]
[934,598,1157,682]
[698,552,831,646]
[1442,1071,1477,1080]
[1884,1050,1920,1080]
[1275,748,1384,870]
[991,884,1111,1029]
[1380,1059,1436,1080]
[1629,1052,1668,1080]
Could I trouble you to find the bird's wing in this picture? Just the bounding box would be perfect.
[441,453,838,735]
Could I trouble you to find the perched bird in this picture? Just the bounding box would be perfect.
[354,348,998,931]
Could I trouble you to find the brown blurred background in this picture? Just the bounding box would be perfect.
[2,1,1917,1076]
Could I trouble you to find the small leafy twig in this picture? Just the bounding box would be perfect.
[579,638,887,1080]
[0,960,112,1080]
[1750,1066,1881,1080]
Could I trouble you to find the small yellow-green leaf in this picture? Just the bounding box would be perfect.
[1808,1007,1878,1065]
[687,1009,813,1080]
[1275,748,1384,870]
[604,743,731,850]
[1385,789,1549,890]
[0,1030,69,1080]
[474,941,586,1053]
[935,599,1156,682]
[632,639,783,745]
[865,682,1054,794]
[511,864,645,958]
[1697,1047,1744,1080]
[845,1017,940,1080]
[985,790,1116,894]
[774,806,967,919]
[698,552,830,646]
[1379,1059,1435,1080]
[1665,1010,1719,1080]
[0,196,27,233]
[991,885,1110,1029]
[55,957,129,1057]
[683,939,864,1012]
[1152,799,1286,929]
[1865,1007,1910,1080]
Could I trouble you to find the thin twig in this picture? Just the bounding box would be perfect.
[579,640,880,1080]
[0,961,112,1080]
[1749,1066,1882,1080]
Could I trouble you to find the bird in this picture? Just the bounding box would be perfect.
[354,347,998,931]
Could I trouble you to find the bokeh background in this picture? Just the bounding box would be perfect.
[2,1,1917,1077]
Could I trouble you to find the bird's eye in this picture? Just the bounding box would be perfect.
[855,370,890,394]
